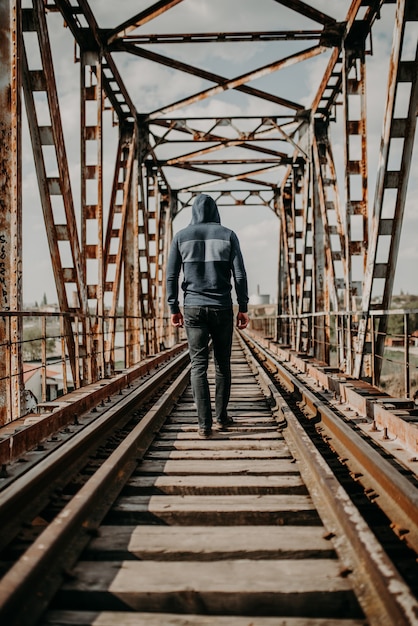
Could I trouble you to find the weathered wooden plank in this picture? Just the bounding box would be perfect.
[124,473,307,495]
[160,426,278,436]
[55,560,362,617]
[151,438,285,450]
[43,612,366,626]
[135,459,299,475]
[108,494,320,525]
[170,405,271,410]
[84,525,336,560]
[145,449,292,460]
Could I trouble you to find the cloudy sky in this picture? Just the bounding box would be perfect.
[21,0,418,305]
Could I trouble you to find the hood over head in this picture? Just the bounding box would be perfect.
[190,194,221,224]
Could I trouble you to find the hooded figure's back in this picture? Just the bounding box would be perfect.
[166,194,248,313]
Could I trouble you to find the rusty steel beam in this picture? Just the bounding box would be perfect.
[312,161,330,364]
[354,0,418,381]
[341,39,369,374]
[156,138,288,167]
[272,0,336,26]
[174,161,281,191]
[21,0,87,386]
[103,124,137,372]
[117,43,304,113]
[107,0,185,44]
[54,0,136,123]
[311,0,382,117]
[175,190,278,216]
[124,152,141,369]
[278,169,297,319]
[312,130,339,313]
[0,0,23,424]
[80,49,104,382]
[120,30,323,45]
[148,45,326,119]
[149,116,301,150]
[163,158,285,165]
[296,160,314,353]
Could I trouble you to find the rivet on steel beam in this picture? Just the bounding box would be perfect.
[339,567,353,578]
[323,531,335,540]
[0,464,9,478]
[383,427,389,440]
[370,420,378,431]
[107,396,111,403]
[73,414,79,425]
[390,522,409,536]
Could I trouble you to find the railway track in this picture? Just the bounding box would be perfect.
[0,334,417,625]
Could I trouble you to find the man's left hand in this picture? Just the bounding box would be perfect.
[236,312,249,330]
[171,312,184,327]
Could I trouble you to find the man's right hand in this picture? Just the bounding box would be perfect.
[171,312,184,327]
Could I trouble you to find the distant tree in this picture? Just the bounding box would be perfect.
[42,293,48,306]
[387,295,418,337]
[23,325,56,361]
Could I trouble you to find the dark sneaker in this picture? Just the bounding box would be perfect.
[198,428,212,438]
[214,416,234,430]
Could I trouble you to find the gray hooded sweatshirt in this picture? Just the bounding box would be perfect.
[166,194,249,314]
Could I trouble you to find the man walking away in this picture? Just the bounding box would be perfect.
[166,194,249,438]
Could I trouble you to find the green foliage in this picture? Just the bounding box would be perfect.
[23,322,56,361]
[387,295,418,338]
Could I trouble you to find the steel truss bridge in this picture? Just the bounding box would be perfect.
[0,0,417,423]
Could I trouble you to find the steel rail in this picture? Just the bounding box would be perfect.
[240,331,418,551]
[0,349,190,553]
[0,360,191,626]
[236,331,418,625]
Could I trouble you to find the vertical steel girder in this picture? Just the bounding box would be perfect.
[141,166,165,355]
[312,128,338,313]
[311,152,330,365]
[354,0,418,381]
[123,150,141,369]
[0,0,22,424]
[343,39,368,309]
[80,49,104,381]
[21,0,87,386]
[278,169,296,320]
[295,161,313,354]
[103,124,137,370]
[314,122,350,369]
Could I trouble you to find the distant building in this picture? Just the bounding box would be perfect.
[249,285,270,306]
[24,362,63,406]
